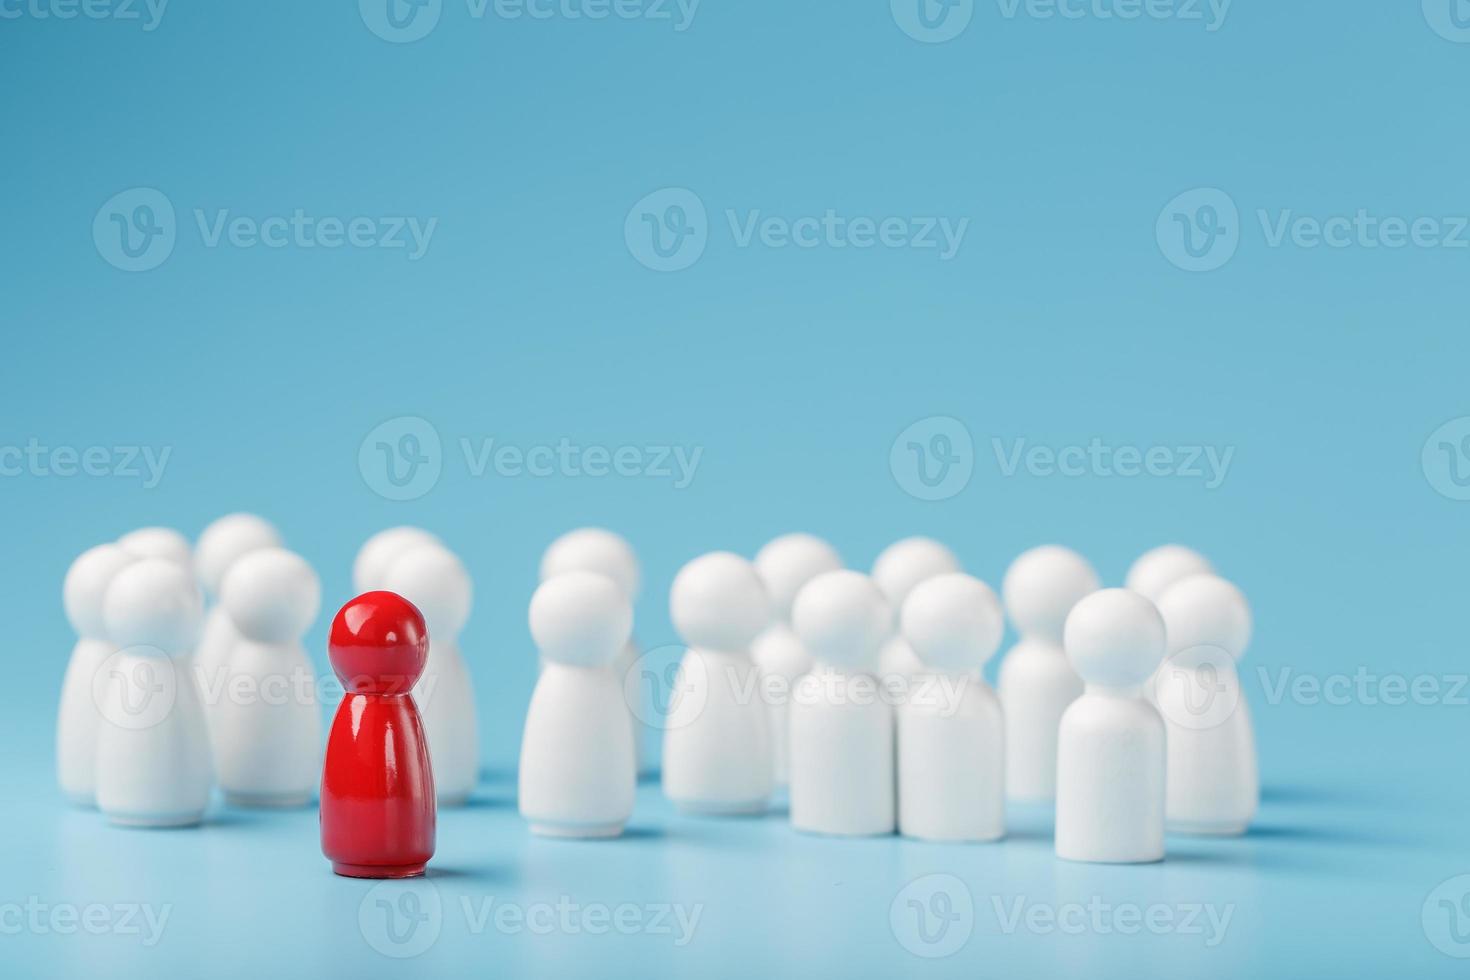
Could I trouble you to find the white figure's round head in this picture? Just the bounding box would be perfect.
[900,572,1004,674]
[195,513,282,598]
[381,543,473,639]
[530,571,633,668]
[1002,545,1101,642]
[103,558,204,654]
[1156,574,1252,661]
[117,526,191,565]
[1125,544,1213,603]
[221,547,321,644]
[791,570,892,672]
[669,552,770,654]
[871,537,961,608]
[1063,588,1166,688]
[754,533,843,622]
[353,526,440,593]
[64,544,136,639]
[539,527,640,600]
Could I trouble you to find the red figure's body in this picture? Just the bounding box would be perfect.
[321,591,436,878]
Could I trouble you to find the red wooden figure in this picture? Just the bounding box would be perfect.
[320,591,436,878]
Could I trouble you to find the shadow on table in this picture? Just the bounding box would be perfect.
[1259,784,1392,809]
[426,864,521,886]
[1246,822,1417,848]
[478,765,518,785]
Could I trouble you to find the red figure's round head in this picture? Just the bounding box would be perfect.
[329,591,429,695]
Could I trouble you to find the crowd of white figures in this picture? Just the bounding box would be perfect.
[56,518,1255,863]
[56,518,481,827]
[523,532,1257,863]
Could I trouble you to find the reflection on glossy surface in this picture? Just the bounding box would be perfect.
[321,593,436,877]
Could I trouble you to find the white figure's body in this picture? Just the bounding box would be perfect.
[1055,589,1167,864]
[211,548,322,806]
[871,537,960,681]
[1125,544,1213,603]
[520,572,637,837]
[57,544,136,806]
[353,526,441,593]
[789,570,894,836]
[1155,574,1257,835]
[998,545,1100,802]
[117,526,192,565]
[194,608,238,701]
[192,514,282,699]
[877,638,923,679]
[615,640,641,768]
[752,533,842,785]
[749,626,809,787]
[94,559,213,827]
[997,638,1082,801]
[383,544,479,806]
[1126,544,1214,707]
[897,573,1005,842]
[662,552,773,814]
[540,528,650,774]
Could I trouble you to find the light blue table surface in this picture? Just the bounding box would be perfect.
[8,721,1468,979]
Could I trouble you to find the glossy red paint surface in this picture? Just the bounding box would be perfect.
[320,592,436,878]
[328,590,429,695]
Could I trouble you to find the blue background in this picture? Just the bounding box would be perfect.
[3,1,1468,977]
